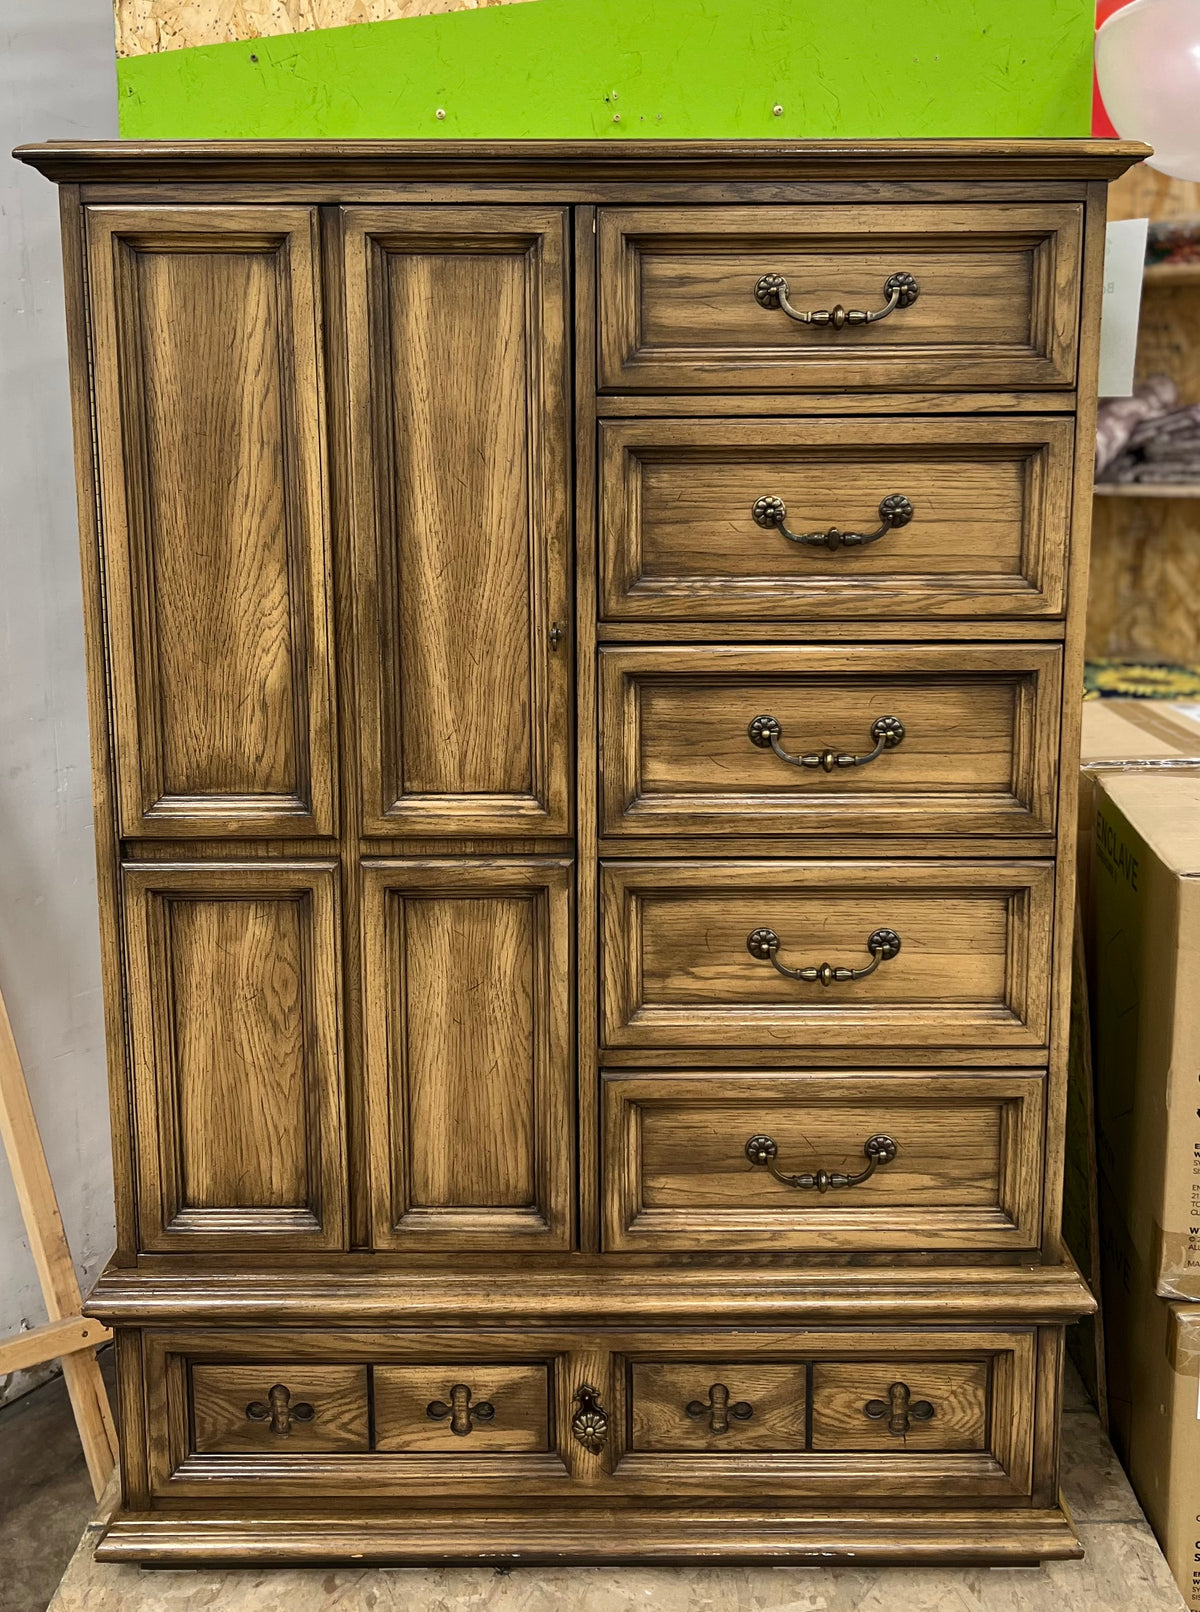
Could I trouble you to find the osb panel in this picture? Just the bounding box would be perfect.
[1086,165,1200,663]
[115,0,538,57]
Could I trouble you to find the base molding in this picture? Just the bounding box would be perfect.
[96,1504,1084,1566]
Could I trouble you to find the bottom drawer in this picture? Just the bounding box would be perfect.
[137,1322,1037,1505]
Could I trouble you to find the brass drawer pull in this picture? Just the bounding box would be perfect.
[864,1380,935,1436]
[571,1383,610,1453]
[745,1132,898,1191]
[748,713,905,772]
[754,270,920,329]
[746,925,901,984]
[686,1382,754,1433]
[245,1383,315,1437]
[426,1383,496,1436]
[752,493,914,551]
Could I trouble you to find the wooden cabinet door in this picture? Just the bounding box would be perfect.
[122,862,346,1251]
[86,208,335,837]
[362,859,572,1250]
[343,208,571,838]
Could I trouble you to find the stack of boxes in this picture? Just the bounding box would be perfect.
[1080,700,1200,1610]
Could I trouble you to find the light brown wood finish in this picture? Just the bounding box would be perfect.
[600,417,1074,620]
[599,644,1063,839]
[374,1364,551,1452]
[629,1363,807,1452]
[343,207,571,838]
[122,861,346,1250]
[361,859,572,1250]
[810,1360,989,1451]
[192,1364,370,1453]
[602,1070,1045,1254]
[86,207,336,838]
[598,204,1083,392]
[22,139,1142,1565]
[601,859,1054,1053]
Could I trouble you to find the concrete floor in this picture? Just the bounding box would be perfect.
[0,1358,1187,1611]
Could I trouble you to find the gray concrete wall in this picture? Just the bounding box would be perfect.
[0,5,118,1404]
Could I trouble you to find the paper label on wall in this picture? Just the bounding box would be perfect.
[1098,218,1149,398]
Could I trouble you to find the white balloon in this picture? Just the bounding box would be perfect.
[1095,0,1200,179]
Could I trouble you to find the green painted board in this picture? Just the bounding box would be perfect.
[118,0,1095,141]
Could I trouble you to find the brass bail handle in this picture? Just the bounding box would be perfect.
[746,925,901,985]
[748,714,905,772]
[754,270,920,328]
[751,492,914,551]
[745,1132,898,1192]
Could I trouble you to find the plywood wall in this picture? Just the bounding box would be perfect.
[115,0,536,56]
[1087,166,1200,663]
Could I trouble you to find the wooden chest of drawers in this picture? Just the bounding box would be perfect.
[17,136,1144,1565]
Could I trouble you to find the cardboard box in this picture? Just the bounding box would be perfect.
[1102,1183,1200,1612]
[1091,770,1200,1298]
[1079,699,1200,922]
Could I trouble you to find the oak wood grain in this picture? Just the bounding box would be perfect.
[599,416,1074,621]
[86,206,336,837]
[374,1363,551,1452]
[361,859,573,1250]
[629,1362,807,1452]
[191,1364,369,1454]
[598,204,1083,392]
[598,644,1063,841]
[810,1359,989,1452]
[600,859,1054,1054]
[602,1070,1045,1255]
[121,862,346,1251]
[343,207,571,838]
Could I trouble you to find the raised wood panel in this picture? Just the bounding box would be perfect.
[361,859,572,1250]
[629,1363,807,1452]
[191,1365,369,1454]
[600,860,1054,1054]
[597,205,1083,391]
[598,644,1062,840]
[599,417,1074,621]
[602,1071,1045,1254]
[374,1364,550,1452]
[121,862,345,1251]
[810,1360,989,1452]
[343,207,571,837]
[85,207,335,837]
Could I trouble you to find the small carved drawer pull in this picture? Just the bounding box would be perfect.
[686,1382,754,1434]
[426,1383,496,1436]
[752,493,914,552]
[745,1132,898,1192]
[570,1383,610,1453]
[747,925,901,985]
[244,1383,315,1437]
[864,1380,935,1436]
[754,270,920,329]
[748,713,905,772]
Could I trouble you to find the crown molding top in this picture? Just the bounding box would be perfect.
[13,137,1151,186]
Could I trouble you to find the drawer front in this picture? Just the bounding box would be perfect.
[191,1364,369,1454]
[599,645,1062,840]
[602,1070,1045,1254]
[598,204,1082,392]
[811,1360,989,1452]
[598,417,1073,621]
[629,1362,807,1452]
[600,859,1053,1053]
[612,1327,1036,1498]
[375,1364,550,1452]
